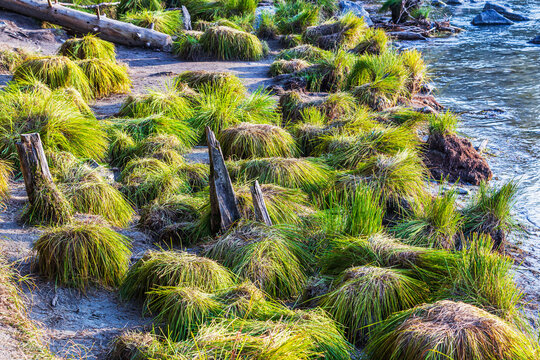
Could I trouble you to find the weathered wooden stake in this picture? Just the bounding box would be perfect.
[250,180,272,226]
[182,5,192,30]
[206,127,241,234]
[15,133,53,204]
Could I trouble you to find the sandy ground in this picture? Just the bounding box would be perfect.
[1,8,539,359]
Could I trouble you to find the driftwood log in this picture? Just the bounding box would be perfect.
[15,133,53,204]
[206,127,241,234]
[250,180,272,226]
[0,0,172,48]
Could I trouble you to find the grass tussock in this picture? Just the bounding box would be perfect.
[276,44,331,63]
[302,12,366,50]
[199,26,265,61]
[269,59,311,77]
[0,160,11,205]
[116,0,162,15]
[13,56,92,99]
[206,223,308,299]
[392,189,462,249]
[173,70,246,94]
[275,0,320,34]
[58,164,135,227]
[21,177,73,226]
[230,157,333,193]
[428,110,459,137]
[353,28,389,55]
[366,300,538,360]
[122,10,183,35]
[189,85,279,135]
[218,123,297,159]
[256,10,278,39]
[58,34,116,61]
[0,47,33,72]
[462,180,520,250]
[320,266,429,344]
[120,250,236,301]
[77,59,131,98]
[0,89,107,165]
[400,48,429,94]
[33,221,131,289]
[118,88,193,121]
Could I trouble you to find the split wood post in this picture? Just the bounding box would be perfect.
[250,180,272,226]
[182,5,192,30]
[15,133,53,205]
[0,0,172,48]
[206,127,241,234]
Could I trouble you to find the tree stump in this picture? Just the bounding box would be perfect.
[206,127,241,234]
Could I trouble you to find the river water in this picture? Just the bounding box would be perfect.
[411,1,540,306]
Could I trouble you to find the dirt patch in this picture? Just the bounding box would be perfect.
[423,133,493,185]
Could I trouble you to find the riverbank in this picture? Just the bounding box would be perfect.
[0,2,538,359]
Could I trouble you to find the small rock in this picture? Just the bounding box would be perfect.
[529,35,540,44]
[254,6,276,30]
[388,31,427,40]
[471,9,514,26]
[456,187,470,195]
[339,0,373,26]
[445,0,463,5]
[483,2,530,22]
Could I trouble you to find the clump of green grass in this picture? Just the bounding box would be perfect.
[109,114,196,152]
[120,250,236,301]
[138,194,202,244]
[0,47,31,72]
[269,59,311,76]
[275,0,320,34]
[188,85,279,135]
[392,189,462,249]
[0,89,107,165]
[230,157,333,193]
[400,48,428,94]
[347,51,408,110]
[257,10,278,39]
[13,56,92,99]
[33,221,131,289]
[178,162,209,191]
[316,183,385,237]
[365,300,538,360]
[120,157,189,207]
[108,331,162,360]
[194,18,245,32]
[77,59,131,98]
[447,234,523,322]
[324,126,420,169]
[116,0,162,15]
[353,150,428,208]
[0,160,11,205]
[462,181,520,250]
[58,34,116,61]
[55,86,93,116]
[145,286,222,341]
[280,34,304,48]
[107,129,138,168]
[199,26,265,61]
[118,88,193,121]
[122,10,183,35]
[353,28,389,55]
[428,110,459,137]
[21,177,74,226]
[206,222,308,299]
[320,266,429,344]
[172,32,205,60]
[298,49,357,92]
[58,164,135,227]
[218,123,296,159]
[275,44,331,62]
[320,233,457,283]
[173,70,246,94]
[302,12,366,50]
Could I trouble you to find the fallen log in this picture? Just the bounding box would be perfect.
[0,0,172,48]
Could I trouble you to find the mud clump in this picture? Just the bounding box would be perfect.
[423,134,492,185]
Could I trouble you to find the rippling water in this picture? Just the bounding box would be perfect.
[413,1,539,231]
